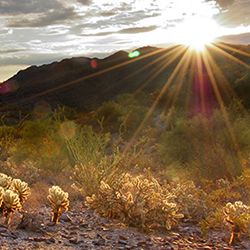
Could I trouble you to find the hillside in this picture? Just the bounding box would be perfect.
[0,46,171,111]
[1,43,249,112]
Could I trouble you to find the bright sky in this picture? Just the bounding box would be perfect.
[0,0,250,82]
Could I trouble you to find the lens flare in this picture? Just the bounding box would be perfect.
[59,121,77,140]
[128,51,140,58]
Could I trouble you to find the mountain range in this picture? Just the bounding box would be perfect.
[0,44,249,112]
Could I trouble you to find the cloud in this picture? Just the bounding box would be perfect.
[76,0,92,5]
[119,26,158,34]
[1,0,79,28]
[81,32,114,36]
[206,0,235,9]
[99,12,117,17]
[206,0,250,27]
[214,0,250,27]
[7,8,78,27]
[0,49,26,54]
[0,0,62,14]
[217,32,250,45]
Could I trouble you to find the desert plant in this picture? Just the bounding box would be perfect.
[11,114,70,174]
[223,201,250,245]
[47,186,69,223]
[64,124,110,168]
[157,107,250,181]
[0,187,4,208]
[94,101,122,126]
[168,181,208,223]
[2,190,22,224]
[0,173,12,190]
[86,172,183,232]
[0,113,27,161]
[73,145,140,196]
[11,179,31,205]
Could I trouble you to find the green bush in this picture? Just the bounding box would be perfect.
[11,112,69,174]
[94,101,122,126]
[0,114,27,161]
[157,106,250,181]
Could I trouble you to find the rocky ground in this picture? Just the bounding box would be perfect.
[0,202,249,250]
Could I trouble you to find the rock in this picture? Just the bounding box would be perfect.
[69,237,79,244]
[0,228,8,233]
[47,222,56,227]
[93,238,106,246]
[118,239,128,245]
[47,237,56,243]
[59,214,72,222]
[119,235,128,240]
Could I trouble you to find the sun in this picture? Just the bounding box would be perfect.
[173,16,221,51]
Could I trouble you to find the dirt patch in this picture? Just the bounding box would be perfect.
[0,201,249,250]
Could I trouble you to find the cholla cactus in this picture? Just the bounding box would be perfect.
[2,190,22,224]
[11,179,31,205]
[223,201,250,245]
[86,173,184,232]
[0,187,4,207]
[47,186,69,223]
[0,173,12,190]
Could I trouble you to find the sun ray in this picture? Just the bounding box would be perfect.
[161,48,193,112]
[203,46,239,102]
[201,48,244,172]
[211,43,250,70]
[215,43,250,59]
[125,47,192,152]
[134,46,188,96]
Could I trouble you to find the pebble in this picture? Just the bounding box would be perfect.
[69,237,79,244]
[59,214,72,222]
[0,228,8,233]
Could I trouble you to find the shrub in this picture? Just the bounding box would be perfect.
[94,101,122,126]
[72,146,140,196]
[0,114,27,161]
[63,124,110,168]
[157,107,250,181]
[198,178,242,237]
[167,181,208,223]
[11,114,69,174]
[86,171,183,232]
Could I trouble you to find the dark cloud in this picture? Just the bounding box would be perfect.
[0,0,62,14]
[6,7,78,27]
[217,32,250,45]
[205,0,235,9]
[76,0,92,5]
[214,0,250,27]
[81,32,114,37]
[119,26,158,34]
[99,12,116,17]
[0,49,27,54]
[205,0,250,27]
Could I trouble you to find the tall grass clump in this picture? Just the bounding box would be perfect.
[64,123,140,196]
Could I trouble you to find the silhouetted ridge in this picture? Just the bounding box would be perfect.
[1,44,250,112]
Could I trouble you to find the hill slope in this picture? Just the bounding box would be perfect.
[1,43,250,112]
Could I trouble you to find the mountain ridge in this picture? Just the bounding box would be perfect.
[1,43,250,112]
